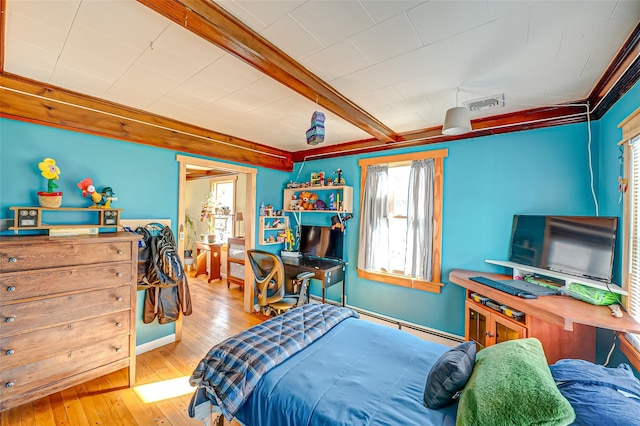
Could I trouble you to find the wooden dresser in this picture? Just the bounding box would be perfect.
[0,232,139,412]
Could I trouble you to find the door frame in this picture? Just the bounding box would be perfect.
[176,155,257,315]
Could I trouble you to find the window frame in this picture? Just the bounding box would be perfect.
[619,106,640,370]
[357,149,448,293]
[208,176,237,244]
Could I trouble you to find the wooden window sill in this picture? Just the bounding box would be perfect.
[357,269,443,293]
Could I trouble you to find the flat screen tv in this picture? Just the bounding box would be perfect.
[509,215,618,283]
[299,225,344,260]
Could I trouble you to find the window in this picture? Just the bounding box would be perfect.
[203,178,236,244]
[620,106,640,368]
[357,149,447,293]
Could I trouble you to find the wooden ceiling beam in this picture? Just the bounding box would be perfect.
[0,73,293,171]
[137,0,396,143]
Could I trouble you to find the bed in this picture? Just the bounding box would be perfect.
[188,304,640,426]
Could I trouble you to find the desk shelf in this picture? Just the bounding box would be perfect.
[486,259,626,296]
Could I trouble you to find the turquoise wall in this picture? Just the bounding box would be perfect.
[1,77,638,353]
[0,118,290,345]
[294,122,597,336]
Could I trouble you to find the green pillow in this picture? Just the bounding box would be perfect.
[456,338,575,426]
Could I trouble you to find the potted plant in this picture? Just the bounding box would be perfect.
[37,157,63,208]
[200,193,219,243]
[184,213,197,257]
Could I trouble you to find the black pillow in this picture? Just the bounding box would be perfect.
[423,341,476,409]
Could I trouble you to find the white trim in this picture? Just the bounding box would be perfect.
[136,334,177,355]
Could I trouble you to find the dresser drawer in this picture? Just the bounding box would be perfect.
[0,241,132,273]
[0,286,130,337]
[0,334,129,400]
[0,312,130,369]
[0,262,132,302]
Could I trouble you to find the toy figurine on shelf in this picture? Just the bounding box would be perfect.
[334,168,345,185]
[76,177,118,208]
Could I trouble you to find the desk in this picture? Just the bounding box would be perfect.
[282,256,346,305]
[450,269,640,363]
[195,242,221,283]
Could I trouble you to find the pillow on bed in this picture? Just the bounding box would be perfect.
[550,359,640,426]
[456,338,575,426]
[423,341,476,408]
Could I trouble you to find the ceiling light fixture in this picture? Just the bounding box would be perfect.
[442,88,472,136]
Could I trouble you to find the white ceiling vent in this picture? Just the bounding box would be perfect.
[464,94,505,112]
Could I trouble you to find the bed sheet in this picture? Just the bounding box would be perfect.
[234,318,458,426]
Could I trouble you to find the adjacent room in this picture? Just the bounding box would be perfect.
[2,0,640,424]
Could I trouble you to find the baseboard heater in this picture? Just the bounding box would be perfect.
[309,295,463,347]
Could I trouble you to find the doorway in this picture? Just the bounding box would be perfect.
[176,155,256,314]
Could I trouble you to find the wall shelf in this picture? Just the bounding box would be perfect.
[259,215,288,245]
[283,186,352,213]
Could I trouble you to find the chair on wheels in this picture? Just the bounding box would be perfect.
[247,249,314,316]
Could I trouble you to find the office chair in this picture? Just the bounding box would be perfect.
[247,249,314,316]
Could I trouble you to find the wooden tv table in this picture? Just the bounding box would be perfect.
[450,269,640,363]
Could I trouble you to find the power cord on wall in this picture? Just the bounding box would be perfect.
[584,102,599,216]
[603,331,620,367]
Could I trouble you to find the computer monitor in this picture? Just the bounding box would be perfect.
[509,215,618,283]
[298,225,344,260]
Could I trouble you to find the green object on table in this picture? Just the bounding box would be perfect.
[564,282,620,306]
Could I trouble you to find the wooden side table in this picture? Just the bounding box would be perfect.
[195,242,221,283]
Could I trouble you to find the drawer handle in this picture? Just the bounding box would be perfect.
[6,317,15,323]
[7,286,16,292]
[116,296,123,302]
[5,382,14,388]
[116,272,122,278]
[117,249,124,255]
[6,349,15,356]
[8,257,17,263]
[116,322,122,327]
[116,347,122,353]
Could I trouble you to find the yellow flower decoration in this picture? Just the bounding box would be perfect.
[38,158,60,193]
[39,158,60,180]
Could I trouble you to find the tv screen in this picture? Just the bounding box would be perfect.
[299,225,344,260]
[509,215,618,282]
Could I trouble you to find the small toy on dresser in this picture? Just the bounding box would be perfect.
[76,177,118,208]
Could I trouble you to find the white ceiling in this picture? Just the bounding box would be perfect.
[4,0,640,152]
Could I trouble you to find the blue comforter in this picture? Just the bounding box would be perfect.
[234,318,457,426]
[189,304,359,420]
[550,359,640,426]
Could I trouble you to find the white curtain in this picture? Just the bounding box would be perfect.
[358,165,389,271]
[404,159,434,281]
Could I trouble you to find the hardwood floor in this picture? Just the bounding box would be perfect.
[0,276,267,426]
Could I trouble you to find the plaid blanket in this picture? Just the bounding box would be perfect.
[189,303,359,420]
